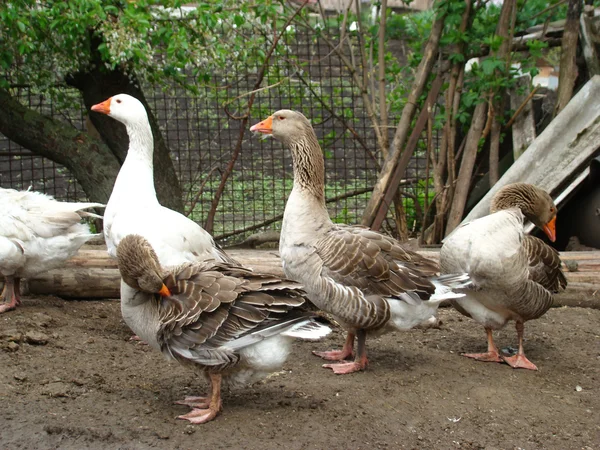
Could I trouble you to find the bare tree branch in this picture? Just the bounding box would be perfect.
[204,0,312,233]
[361,12,447,227]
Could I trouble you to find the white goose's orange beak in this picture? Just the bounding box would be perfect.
[91,98,112,115]
[158,283,172,297]
[542,216,556,242]
[250,115,273,134]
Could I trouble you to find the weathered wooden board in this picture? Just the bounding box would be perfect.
[463,76,600,224]
[14,248,600,310]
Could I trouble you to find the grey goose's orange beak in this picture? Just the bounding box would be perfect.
[542,216,556,242]
[250,115,273,134]
[158,283,172,297]
[91,98,112,115]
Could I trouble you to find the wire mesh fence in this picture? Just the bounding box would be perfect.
[0,26,435,245]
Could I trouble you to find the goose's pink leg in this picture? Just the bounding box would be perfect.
[502,322,538,371]
[463,327,503,363]
[174,395,210,409]
[323,330,368,374]
[177,373,222,424]
[313,332,355,361]
[0,276,19,314]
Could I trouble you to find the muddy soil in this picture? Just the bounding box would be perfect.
[1,296,598,450]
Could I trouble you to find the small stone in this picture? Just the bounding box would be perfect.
[155,431,170,440]
[32,313,53,327]
[564,260,578,272]
[575,385,583,392]
[5,342,19,352]
[25,331,49,345]
[72,379,84,387]
[184,425,196,435]
[1,329,22,342]
[43,381,69,398]
[309,402,319,409]
[13,374,27,382]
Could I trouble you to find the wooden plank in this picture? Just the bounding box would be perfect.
[463,76,600,224]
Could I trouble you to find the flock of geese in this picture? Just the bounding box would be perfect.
[0,94,567,424]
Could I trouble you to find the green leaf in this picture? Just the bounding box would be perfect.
[234,14,244,27]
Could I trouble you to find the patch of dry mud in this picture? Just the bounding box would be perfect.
[1,296,598,449]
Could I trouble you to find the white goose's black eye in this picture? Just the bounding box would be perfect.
[116,99,122,104]
[278,116,285,120]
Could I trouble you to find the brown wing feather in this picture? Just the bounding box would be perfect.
[157,262,307,369]
[315,224,438,300]
[523,235,567,293]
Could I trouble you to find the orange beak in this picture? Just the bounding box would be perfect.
[249,115,273,134]
[91,98,112,115]
[158,283,172,297]
[542,216,556,242]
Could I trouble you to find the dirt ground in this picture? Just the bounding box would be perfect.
[0,296,598,450]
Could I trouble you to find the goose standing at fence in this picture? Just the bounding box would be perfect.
[250,110,470,375]
[440,183,567,370]
[0,188,103,313]
[90,94,236,266]
[116,234,331,423]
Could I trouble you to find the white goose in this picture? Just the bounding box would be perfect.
[440,183,567,370]
[0,188,103,313]
[90,94,235,266]
[116,234,331,424]
[250,110,470,375]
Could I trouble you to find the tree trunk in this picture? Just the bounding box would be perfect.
[66,35,184,213]
[361,13,446,227]
[488,119,502,186]
[555,0,583,116]
[488,0,516,187]
[445,101,488,235]
[430,0,472,243]
[0,87,119,204]
[378,0,389,154]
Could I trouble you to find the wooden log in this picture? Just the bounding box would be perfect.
[227,249,285,278]
[22,248,286,299]
[27,268,120,299]
[13,248,600,310]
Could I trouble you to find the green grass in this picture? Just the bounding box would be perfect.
[183,172,372,240]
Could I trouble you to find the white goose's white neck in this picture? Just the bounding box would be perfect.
[109,120,159,208]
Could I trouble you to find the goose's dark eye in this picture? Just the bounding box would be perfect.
[116,99,122,104]
[278,116,285,120]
